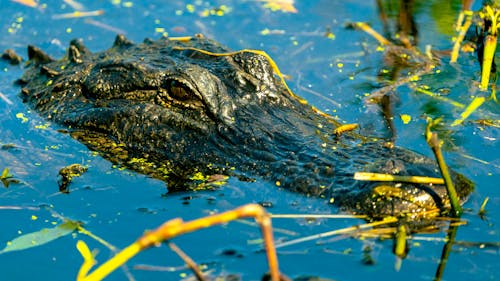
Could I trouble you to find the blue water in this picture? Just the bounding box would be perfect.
[0,0,498,280]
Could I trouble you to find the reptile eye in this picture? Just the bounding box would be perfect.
[167,80,194,101]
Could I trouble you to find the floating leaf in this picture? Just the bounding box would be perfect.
[0,220,79,254]
[262,0,297,13]
[1,168,20,188]
[1,168,10,179]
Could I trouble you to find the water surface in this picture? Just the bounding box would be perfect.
[0,1,498,280]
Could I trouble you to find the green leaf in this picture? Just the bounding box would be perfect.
[1,168,9,179]
[0,220,79,254]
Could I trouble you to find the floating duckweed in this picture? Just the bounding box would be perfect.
[190,172,207,181]
[400,114,411,124]
[409,75,419,81]
[35,123,50,129]
[216,5,229,16]
[128,157,155,168]
[200,9,210,17]
[186,4,195,13]
[16,113,28,123]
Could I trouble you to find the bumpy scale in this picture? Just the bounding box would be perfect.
[18,34,473,221]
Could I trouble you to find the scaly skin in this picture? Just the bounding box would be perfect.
[18,34,473,221]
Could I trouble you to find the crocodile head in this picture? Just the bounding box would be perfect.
[19,34,473,221]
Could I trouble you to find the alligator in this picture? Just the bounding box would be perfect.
[17,34,473,221]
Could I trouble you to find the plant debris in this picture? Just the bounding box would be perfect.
[58,164,88,193]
